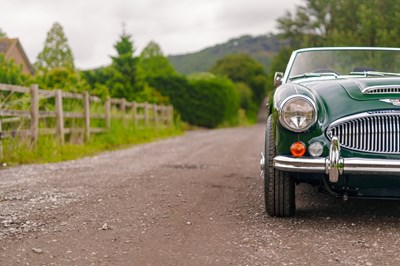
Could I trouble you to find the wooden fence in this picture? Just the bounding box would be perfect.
[0,83,174,146]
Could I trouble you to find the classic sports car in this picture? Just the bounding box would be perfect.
[261,47,400,217]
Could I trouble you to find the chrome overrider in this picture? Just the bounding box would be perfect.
[326,137,343,182]
[262,137,400,183]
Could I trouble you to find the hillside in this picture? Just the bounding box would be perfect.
[168,34,285,75]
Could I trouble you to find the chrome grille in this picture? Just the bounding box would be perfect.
[327,111,400,154]
[363,85,400,94]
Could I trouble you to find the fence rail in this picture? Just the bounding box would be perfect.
[0,83,174,145]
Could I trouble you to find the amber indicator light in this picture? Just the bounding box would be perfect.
[290,141,306,157]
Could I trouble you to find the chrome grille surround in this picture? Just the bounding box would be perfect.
[326,111,400,154]
[362,85,400,94]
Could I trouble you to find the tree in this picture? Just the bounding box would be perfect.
[235,82,253,111]
[0,28,6,37]
[141,41,163,58]
[139,41,176,79]
[277,0,335,47]
[35,22,75,71]
[106,32,143,101]
[265,46,292,96]
[210,54,267,104]
[277,0,400,48]
[270,0,400,92]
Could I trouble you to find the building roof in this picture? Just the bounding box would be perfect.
[0,37,35,75]
[0,40,9,53]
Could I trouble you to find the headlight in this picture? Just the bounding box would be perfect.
[279,95,317,132]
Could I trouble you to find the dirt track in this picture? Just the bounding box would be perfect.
[1,124,400,265]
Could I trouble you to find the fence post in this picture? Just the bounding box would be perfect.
[159,105,164,124]
[161,105,166,124]
[144,102,149,127]
[84,91,90,142]
[120,98,126,114]
[55,89,65,144]
[0,120,3,161]
[153,104,158,127]
[30,84,39,144]
[132,102,137,127]
[105,97,111,129]
[163,105,168,124]
[169,105,174,125]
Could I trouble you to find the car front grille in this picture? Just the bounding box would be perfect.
[326,111,400,154]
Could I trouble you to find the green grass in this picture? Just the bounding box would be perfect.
[1,120,183,165]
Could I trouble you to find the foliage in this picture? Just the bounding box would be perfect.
[106,32,144,101]
[139,41,176,79]
[235,82,254,112]
[169,34,285,74]
[35,22,75,71]
[149,74,239,128]
[147,74,188,108]
[2,120,182,164]
[81,67,112,99]
[0,54,28,85]
[134,83,169,104]
[33,67,89,93]
[277,0,400,48]
[270,0,400,91]
[0,28,7,37]
[186,72,216,80]
[0,54,30,115]
[81,67,109,87]
[265,47,293,96]
[82,38,172,104]
[210,53,267,105]
[187,76,239,127]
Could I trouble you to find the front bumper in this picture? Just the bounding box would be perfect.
[272,137,400,183]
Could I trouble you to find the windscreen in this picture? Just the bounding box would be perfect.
[288,49,400,79]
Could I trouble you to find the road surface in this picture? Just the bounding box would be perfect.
[1,124,400,265]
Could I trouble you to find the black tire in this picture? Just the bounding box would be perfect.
[264,115,296,217]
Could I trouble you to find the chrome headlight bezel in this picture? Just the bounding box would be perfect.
[279,95,317,132]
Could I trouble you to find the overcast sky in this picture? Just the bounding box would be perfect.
[1,0,301,70]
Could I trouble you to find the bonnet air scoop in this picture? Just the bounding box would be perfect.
[338,78,400,101]
[362,85,400,95]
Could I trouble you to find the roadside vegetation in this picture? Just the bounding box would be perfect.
[0,22,268,165]
[3,0,399,164]
[2,121,182,165]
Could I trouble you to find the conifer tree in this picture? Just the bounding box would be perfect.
[107,32,143,100]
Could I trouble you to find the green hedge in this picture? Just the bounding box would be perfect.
[148,75,239,128]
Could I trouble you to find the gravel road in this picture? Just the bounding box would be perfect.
[1,124,400,265]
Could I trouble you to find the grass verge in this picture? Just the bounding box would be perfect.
[1,120,183,165]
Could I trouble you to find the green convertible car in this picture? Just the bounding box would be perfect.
[261,47,400,217]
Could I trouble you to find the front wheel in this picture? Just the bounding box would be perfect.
[264,116,296,217]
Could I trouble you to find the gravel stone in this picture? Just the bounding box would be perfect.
[0,124,399,265]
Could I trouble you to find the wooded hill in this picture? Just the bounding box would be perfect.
[168,34,286,75]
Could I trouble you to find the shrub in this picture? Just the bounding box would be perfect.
[149,74,239,128]
[0,54,28,85]
[187,75,239,127]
